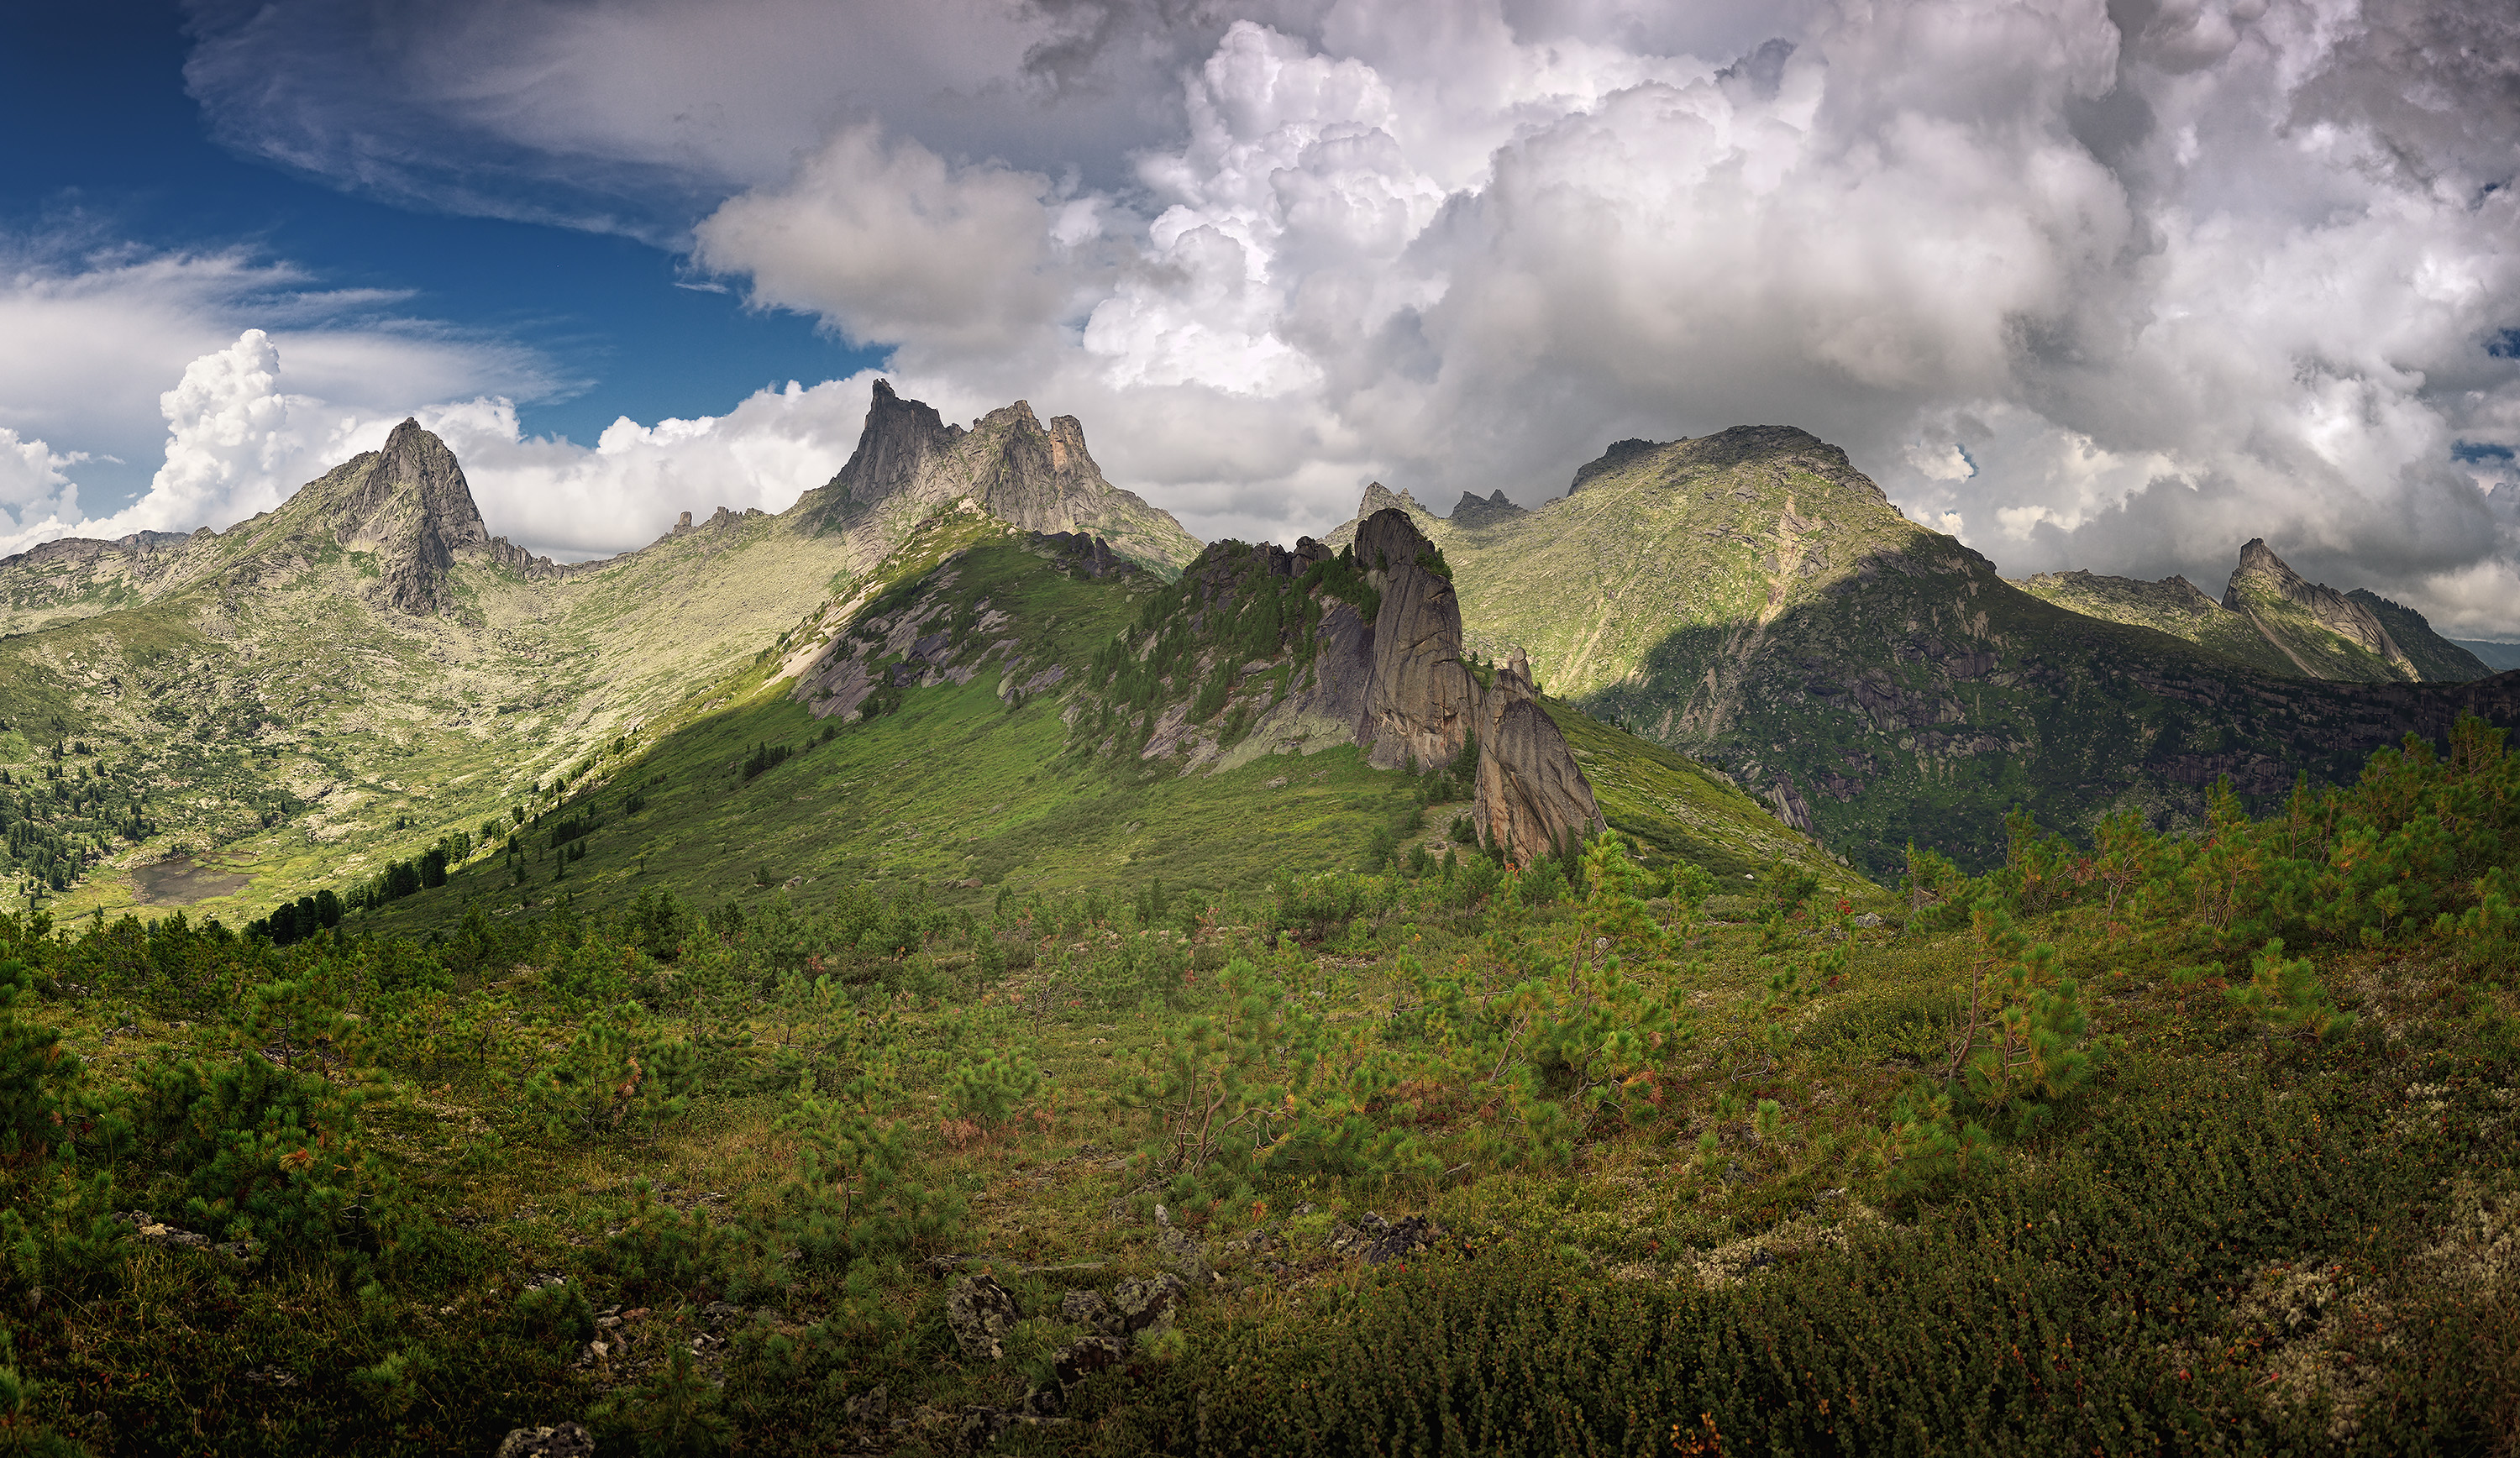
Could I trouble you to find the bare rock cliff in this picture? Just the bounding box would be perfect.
[1346,507,1604,857]
[1473,647,1608,861]
[328,418,501,616]
[1353,508,1481,772]
[2224,538,2415,679]
[819,380,1200,571]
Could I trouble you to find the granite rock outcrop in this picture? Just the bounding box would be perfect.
[1354,509,1480,773]
[2223,538,2418,681]
[1472,647,1609,858]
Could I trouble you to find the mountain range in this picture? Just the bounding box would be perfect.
[1317,429,2518,876]
[3,385,2514,920]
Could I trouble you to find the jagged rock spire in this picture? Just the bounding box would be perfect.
[2224,538,2415,679]
[820,379,1201,570]
[333,418,494,616]
[1472,643,1607,861]
[1354,507,1480,772]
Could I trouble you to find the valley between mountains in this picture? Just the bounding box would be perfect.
[0,386,2515,1456]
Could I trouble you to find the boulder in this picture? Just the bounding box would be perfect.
[1111,1272,1184,1334]
[1052,1333,1125,1387]
[1059,1288,1115,1333]
[946,1273,1021,1361]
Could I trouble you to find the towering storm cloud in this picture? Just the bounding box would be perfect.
[8,0,2513,633]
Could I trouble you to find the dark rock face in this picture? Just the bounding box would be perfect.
[1448,489,1525,528]
[333,417,496,616]
[1031,531,1139,579]
[1354,508,1481,772]
[1283,600,1375,732]
[1473,648,1607,860]
[835,379,962,504]
[1567,437,1667,495]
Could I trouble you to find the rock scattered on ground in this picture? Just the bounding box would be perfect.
[1110,1272,1184,1335]
[493,1421,593,1458]
[946,1273,1021,1361]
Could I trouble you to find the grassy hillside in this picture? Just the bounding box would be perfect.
[2349,589,2491,681]
[2224,571,2412,682]
[0,501,868,928]
[0,711,2510,1455]
[345,526,1863,939]
[2013,569,2302,677]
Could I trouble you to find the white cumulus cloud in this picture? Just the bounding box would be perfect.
[29,0,2520,637]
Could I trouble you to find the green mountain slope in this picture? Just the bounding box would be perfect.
[2348,588,2490,681]
[2012,569,2302,677]
[0,383,1210,922]
[1326,428,2520,878]
[0,401,1859,930]
[2219,538,2416,682]
[336,522,1863,937]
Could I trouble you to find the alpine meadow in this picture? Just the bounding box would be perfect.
[6,5,2520,1456]
[0,382,2516,1457]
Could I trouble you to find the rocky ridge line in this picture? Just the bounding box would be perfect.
[811,380,1201,574]
[2223,538,2416,680]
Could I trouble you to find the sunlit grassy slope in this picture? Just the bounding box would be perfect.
[344,527,1865,936]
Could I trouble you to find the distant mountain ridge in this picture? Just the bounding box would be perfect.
[2456,639,2520,673]
[2013,543,2486,684]
[1318,427,2520,875]
[0,381,1207,917]
[795,379,1200,575]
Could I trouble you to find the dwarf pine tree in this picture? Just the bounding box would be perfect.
[2226,938,2355,1049]
[125,976,381,1256]
[0,954,77,1168]
[523,1003,700,1143]
[775,1064,962,1272]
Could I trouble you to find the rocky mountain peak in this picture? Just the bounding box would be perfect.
[2223,538,2413,677]
[834,379,963,504]
[1448,489,1525,529]
[2226,538,2297,595]
[327,417,494,616]
[1355,482,1429,521]
[1568,438,1667,495]
[816,380,1200,572]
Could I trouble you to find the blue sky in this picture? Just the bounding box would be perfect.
[2,0,879,509]
[1,0,2515,632]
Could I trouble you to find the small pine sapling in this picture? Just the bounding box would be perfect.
[2225,939,2355,1050]
[0,955,79,1167]
[940,1046,1042,1142]
[523,1004,700,1143]
[1960,937,2099,1135]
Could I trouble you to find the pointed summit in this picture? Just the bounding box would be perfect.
[2222,539,2417,682]
[265,417,500,616]
[811,380,1200,572]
